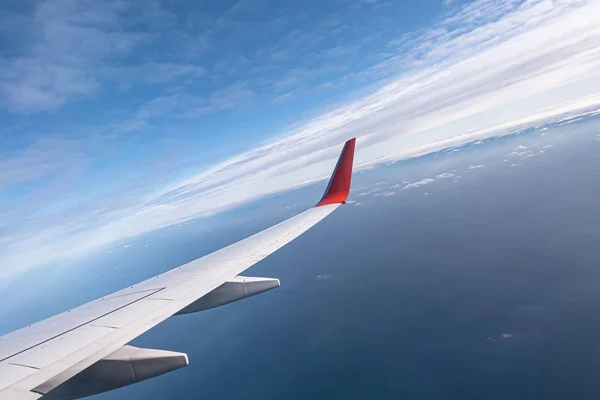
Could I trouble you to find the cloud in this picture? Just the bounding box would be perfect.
[0,0,139,112]
[0,138,87,188]
[374,191,396,196]
[355,186,382,197]
[506,149,530,157]
[506,144,544,160]
[0,57,98,113]
[130,82,255,123]
[315,274,333,281]
[403,178,435,190]
[3,0,600,278]
[436,172,455,179]
[468,164,486,169]
[0,0,202,113]
[134,93,205,119]
[105,63,207,87]
[486,332,517,341]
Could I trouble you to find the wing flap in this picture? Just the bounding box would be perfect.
[9,326,116,370]
[0,365,37,393]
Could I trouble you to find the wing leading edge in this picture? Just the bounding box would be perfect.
[0,138,357,400]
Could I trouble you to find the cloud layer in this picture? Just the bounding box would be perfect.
[1,0,600,278]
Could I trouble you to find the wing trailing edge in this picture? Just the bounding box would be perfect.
[315,138,356,207]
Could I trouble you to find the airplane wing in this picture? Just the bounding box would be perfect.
[0,138,356,400]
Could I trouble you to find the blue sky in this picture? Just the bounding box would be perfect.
[1,0,600,279]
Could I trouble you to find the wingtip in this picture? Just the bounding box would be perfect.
[315,138,356,207]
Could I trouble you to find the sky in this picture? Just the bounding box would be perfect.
[1,0,600,280]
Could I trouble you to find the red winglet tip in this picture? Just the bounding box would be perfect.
[315,138,356,207]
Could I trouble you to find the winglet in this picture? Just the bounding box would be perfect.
[315,138,356,207]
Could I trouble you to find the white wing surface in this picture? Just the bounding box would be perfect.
[0,138,357,400]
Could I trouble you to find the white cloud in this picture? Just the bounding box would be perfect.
[0,0,135,112]
[355,186,382,197]
[468,164,486,169]
[436,172,455,179]
[106,63,207,87]
[486,332,517,341]
[507,150,529,157]
[0,0,202,113]
[0,137,88,188]
[374,191,396,196]
[403,178,435,189]
[3,0,600,278]
[506,143,548,161]
[134,93,205,119]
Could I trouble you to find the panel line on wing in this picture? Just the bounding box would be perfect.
[102,288,166,300]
